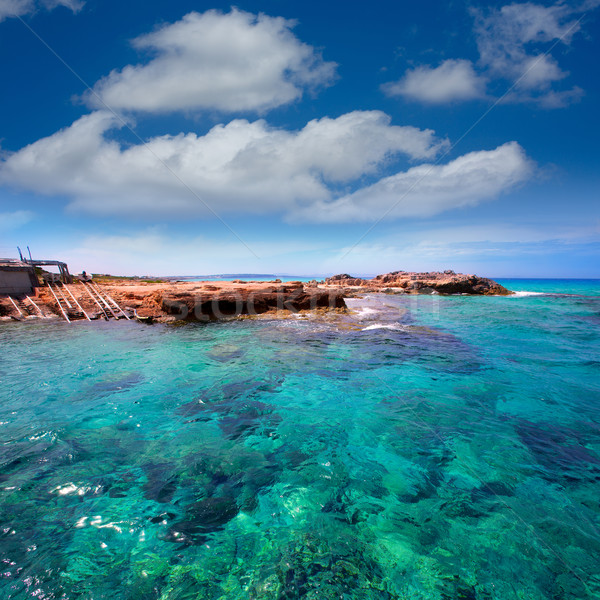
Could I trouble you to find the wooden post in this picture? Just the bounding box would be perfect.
[56,285,73,309]
[63,264,72,284]
[47,284,71,323]
[25,295,45,318]
[88,283,119,319]
[91,283,130,320]
[81,281,108,319]
[81,282,109,319]
[64,285,91,321]
[8,296,25,318]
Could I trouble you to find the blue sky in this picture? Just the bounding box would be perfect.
[0,0,598,277]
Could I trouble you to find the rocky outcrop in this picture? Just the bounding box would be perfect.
[96,281,346,321]
[325,271,511,295]
[159,284,346,321]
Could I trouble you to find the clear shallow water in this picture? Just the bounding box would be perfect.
[0,282,599,599]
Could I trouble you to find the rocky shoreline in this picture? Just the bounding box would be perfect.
[0,279,346,323]
[0,271,511,323]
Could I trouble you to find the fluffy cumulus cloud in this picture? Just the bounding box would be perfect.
[382,59,487,103]
[84,9,336,114]
[0,110,445,216]
[0,110,533,223]
[0,0,82,21]
[291,142,533,222]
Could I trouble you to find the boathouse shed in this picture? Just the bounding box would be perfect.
[0,259,39,295]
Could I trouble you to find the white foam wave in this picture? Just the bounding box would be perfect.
[362,323,408,331]
[509,291,546,297]
[354,307,380,318]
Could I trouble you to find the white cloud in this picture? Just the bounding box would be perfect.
[516,54,566,90]
[473,1,590,106]
[44,0,81,11]
[383,1,597,108]
[0,110,451,220]
[0,0,82,21]
[290,142,533,222]
[0,209,34,230]
[0,0,33,19]
[382,59,487,103]
[84,9,336,114]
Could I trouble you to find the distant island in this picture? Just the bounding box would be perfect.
[167,274,279,281]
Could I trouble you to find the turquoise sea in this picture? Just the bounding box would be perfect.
[1,280,599,599]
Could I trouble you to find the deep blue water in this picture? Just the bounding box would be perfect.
[497,278,600,296]
[0,280,599,599]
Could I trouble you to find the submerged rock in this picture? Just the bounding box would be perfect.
[515,419,600,482]
[166,496,239,545]
[143,463,178,503]
[206,344,244,362]
[186,496,239,526]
